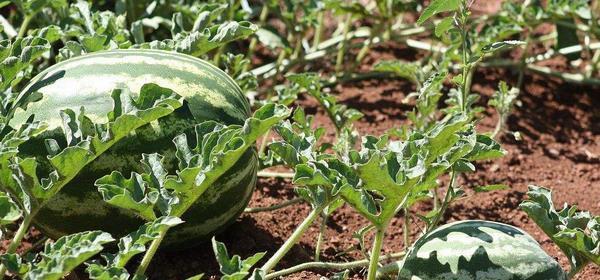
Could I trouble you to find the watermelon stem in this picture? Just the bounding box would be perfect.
[16,14,32,39]
[335,14,353,76]
[0,213,33,279]
[264,251,406,279]
[261,206,325,273]
[311,11,325,52]
[134,227,167,278]
[429,171,457,231]
[367,228,386,280]
[244,4,270,72]
[314,213,329,262]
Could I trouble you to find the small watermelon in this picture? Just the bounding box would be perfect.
[10,49,257,248]
[398,220,566,280]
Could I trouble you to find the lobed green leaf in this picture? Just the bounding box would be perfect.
[25,231,114,280]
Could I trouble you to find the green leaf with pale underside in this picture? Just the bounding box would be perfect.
[5,84,182,213]
[417,0,461,25]
[24,231,114,280]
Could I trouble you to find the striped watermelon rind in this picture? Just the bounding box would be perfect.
[11,49,256,248]
[398,220,566,280]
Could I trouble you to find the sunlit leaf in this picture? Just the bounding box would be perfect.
[25,231,114,280]
[417,0,461,25]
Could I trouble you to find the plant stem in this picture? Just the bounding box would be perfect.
[134,228,168,278]
[261,206,325,273]
[492,36,529,140]
[432,186,439,210]
[213,43,224,65]
[265,252,405,280]
[457,0,473,114]
[291,33,304,60]
[591,49,600,77]
[555,19,598,34]
[367,229,386,280]
[460,43,471,113]
[314,214,328,262]
[244,197,304,213]
[428,172,457,232]
[321,72,392,88]
[213,0,237,65]
[16,14,32,39]
[312,11,325,51]
[526,64,600,86]
[251,25,427,79]
[257,131,271,157]
[244,4,270,72]
[335,15,353,75]
[0,214,33,279]
[355,27,376,64]
[274,49,287,76]
[491,114,505,139]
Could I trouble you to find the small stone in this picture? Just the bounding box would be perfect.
[545,147,560,159]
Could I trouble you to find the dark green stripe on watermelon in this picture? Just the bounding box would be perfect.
[12,49,256,248]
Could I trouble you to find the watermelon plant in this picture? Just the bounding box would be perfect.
[0,81,183,278]
[521,186,600,279]
[0,0,598,279]
[0,79,288,279]
[11,49,260,247]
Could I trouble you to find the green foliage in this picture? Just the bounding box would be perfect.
[373,60,419,84]
[273,111,504,229]
[0,34,53,94]
[92,103,289,279]
[86,217,183,279]
[267,108,328,166]
[374,60,445,131]
[5,85,182,214]
[489,81,519,118]
[416,0,461,25]
[212,237,265,280]
[25,231,114,280]
[489,81,519,138]
[1,0,597,278]
[521,186,600,274]
[0,192,21,225]
[287,73,363,132]
[255,27,290,51]
[96,103,290,219]
[0,83,182,279]
[167,20,257,57]
[4,1,258,62]
[219,53,257,92]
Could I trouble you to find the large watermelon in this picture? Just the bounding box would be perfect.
[10,49,257,248]
[398,220,566,280]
